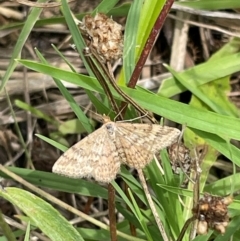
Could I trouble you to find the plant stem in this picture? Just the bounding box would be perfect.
[137,168,169,241]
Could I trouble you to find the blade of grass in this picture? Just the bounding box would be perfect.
[177,1,240,10]
[128,189,153,241]
[123,0,143,83]
[92,0,119,15]
[158,52,240,98]
[0,187,84,241]
[23,222,30,241]
[164,65,235,116]
[191,128,240,166]
[0,209,16,241]
[1,166,111,200]
[51,44,110,119]
[0,165,142,241]
[16,59,240,141]
[35,48,93,133]
[15,100,58,125]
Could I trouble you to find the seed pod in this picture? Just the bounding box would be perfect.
[82,13,123,62]
[197,220,208,235]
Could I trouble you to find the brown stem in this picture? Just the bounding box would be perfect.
[108,184,117,241]
[119,2,175,237]
[120,0,174,118]
[83,47,119,241]
[128,0,174,88]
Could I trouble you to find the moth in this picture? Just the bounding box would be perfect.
[53,116,180,183]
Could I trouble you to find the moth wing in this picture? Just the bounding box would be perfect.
[52,126,121,183]
[115,123,180,168]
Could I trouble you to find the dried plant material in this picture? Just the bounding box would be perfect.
[168,142,194,187]
[17,0,75,8]
[0,130,21,164]
[192,193,233,235]
[168,142,192,175]
[53,116,180,183]
[81,13,123,62]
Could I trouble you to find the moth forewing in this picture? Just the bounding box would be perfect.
[52,124,121,183]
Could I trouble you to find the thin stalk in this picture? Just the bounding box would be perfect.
[137,168,169,241]
[5,89,34,169]
[83,48,122,119]
[84,47,156,123]
[120,0,174,120]
[177,216,196,241]
[189,148,204,240]
[83,47,119,241]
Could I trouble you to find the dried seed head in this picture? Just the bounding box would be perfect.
[193,193,232,235]
[168,142,192,175]
[167,142,193,187]
[82,13,123,62]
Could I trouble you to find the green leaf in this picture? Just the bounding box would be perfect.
[35,48,93,134]
[58,119,95,135]
[190,128,240,167]
[176,0,240,10]
[128,189,153,241]
[0,188,83,241]
[92,0,119,15]
[17,59,240,141]
[204,173,240,196]
[158,52,240,98]
[15,100,58,125]
[36,133,69,151]
[137,0,166,56]
[123,0,143,83]
[165,65,238,116]
[24,222,30,241]
[147,155,182,239]
[0,167,113,200]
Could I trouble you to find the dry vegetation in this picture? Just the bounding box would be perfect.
[0,0,240,241]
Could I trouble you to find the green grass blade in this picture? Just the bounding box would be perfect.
[0,188,84,241]
[0,167,112,200]
[17,59,240,141]
[92,0,119,15]
[158,52,240,98]
[35,48,93,133]
[15,100,58,125]
[23,222,30,241]
[176,1,240,10]
[123,0,143,83]
[128,189,153,241]
[165,65,236,116]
